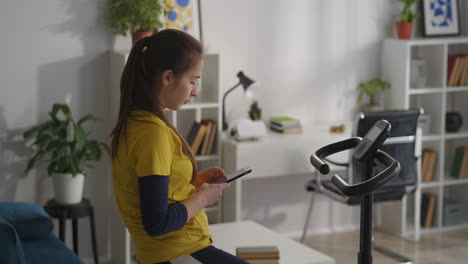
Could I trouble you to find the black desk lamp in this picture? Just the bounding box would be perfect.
[222,71,258,131]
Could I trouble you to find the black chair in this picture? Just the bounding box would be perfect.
[300,109,422,263]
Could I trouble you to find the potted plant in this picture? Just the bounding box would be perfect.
[23,103,109,204]
[249,101,262,121]
[107,0,166,45]
[396,0,420,39]
[357,78,391,112]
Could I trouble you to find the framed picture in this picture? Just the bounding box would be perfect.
[164,0,202,42]
[422,0,460,36]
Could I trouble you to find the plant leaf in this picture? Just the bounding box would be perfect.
[50,103,73,122]
[34,133,53,148]
[25,158,37,174]
[100,142,111,156]
[74,124,87,150]
[47,162,55,176]
[23,121,54,139]
[77,114,97,126]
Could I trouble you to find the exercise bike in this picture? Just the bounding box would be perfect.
[310,120,401,264]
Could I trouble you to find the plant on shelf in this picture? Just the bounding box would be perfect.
[107,0,166,45]
[23,103,109,204]
[357,78,391,112]
[396,0,420,40]
[248,101,262,121]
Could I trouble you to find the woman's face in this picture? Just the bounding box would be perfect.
[160,58,204,110]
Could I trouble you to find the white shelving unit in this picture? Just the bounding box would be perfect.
[165,53,223,224]
[379,37,468,240]
[109,51,222,264]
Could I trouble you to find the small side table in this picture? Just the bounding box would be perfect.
[44,198,99,264]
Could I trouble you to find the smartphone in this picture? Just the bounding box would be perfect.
[217,167,252,183]
[226,167,252,182]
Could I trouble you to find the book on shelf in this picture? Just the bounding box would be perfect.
[450,146,468,179]
[463,56,468,86]
[236,246,279,260]
[460,57,468,86]
[421,192,437,228]
[459,148,468,179]
[206,121,217,155]
[421,150,437,182]
[200,119,217,155]
[186,119,217,156]
[190,121,208,155]
[200,120,213,155]
[447,55,458,85]
[448,55,468,87]
[186,121,201,146]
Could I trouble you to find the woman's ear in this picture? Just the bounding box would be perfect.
[161,69,174,88]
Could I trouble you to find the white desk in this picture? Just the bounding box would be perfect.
[221,127,350,221]
[172,221,335,264]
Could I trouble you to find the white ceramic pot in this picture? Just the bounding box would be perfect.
[52,173,84,204]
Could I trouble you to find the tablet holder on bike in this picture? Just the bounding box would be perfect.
[310,120,401,264]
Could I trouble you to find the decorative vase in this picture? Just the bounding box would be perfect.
[361,92,384,112]
[131,31,154,46]
[52,173,84,204]
[396,22,413,40]
[446,112,463,132]
[361,104,383,112]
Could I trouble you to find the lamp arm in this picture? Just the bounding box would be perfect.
[222,82,241,131]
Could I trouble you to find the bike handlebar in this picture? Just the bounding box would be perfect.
[310,138,401,197]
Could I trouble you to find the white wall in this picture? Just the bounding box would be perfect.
[201,0,400,127]
[0,0,114,261]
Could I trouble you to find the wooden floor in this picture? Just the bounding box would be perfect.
[302,229,468,264]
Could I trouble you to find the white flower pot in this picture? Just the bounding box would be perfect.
[52,173,84,204]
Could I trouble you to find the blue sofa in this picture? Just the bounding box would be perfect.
[0,202,84,264]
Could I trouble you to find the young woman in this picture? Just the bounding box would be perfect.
[110,29,249,264]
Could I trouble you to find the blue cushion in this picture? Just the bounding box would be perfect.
[0,202,53,240]
[0,216,26,264]
[22,235,84,264]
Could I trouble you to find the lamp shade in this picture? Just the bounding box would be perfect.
[237,71,255,90]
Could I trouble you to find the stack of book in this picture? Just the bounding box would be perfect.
[421,192,437,228]
[269,117,302,134]
[236,246,280,264]
[450,146,468,179]
[447,55,468,87]
[421,149,438,182]
[186,119,217,155]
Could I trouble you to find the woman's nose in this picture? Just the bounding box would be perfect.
[191,86,199,97]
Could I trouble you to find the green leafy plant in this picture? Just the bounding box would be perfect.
[107,0,165,36]
[23,104,109,176]
[357,78,391,105]
[399,0,420,23]
[249,101,262,121]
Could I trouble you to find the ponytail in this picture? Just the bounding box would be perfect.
[110,37,148,161]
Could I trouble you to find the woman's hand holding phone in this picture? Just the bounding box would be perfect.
[198,182,230,206]
[191,167,227,189]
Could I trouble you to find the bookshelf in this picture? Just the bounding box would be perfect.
[109,51,222,264]
[378,37,468,240]
[165,53,223,223]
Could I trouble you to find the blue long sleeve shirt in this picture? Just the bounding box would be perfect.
[138,175,188,237]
